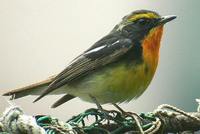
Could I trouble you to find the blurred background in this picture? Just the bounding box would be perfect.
[0,0,199,120]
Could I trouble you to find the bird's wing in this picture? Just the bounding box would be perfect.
[34,37,133,102]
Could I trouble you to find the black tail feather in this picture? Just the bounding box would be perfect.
[51,94,75,108]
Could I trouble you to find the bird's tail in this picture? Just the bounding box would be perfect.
[2,75,56,100]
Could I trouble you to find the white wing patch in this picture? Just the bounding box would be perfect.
[85,45,106,54]
[110,40,120,46]
[85,40,121,54]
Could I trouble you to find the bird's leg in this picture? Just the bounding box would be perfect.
[112,103,144,133]
[89,95,104,111]
[112,103,142,119]
[112,103,126,113]
[89,95,113,120]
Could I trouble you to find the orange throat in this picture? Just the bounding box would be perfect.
[142,26,164,73]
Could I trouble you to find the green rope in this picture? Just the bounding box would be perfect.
[35,108,158,134]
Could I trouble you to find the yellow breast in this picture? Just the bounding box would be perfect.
[102,63,153,102]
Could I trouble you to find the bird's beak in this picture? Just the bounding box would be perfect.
[156,15,177,26]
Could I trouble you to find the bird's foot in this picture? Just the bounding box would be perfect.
[98,108,119,122]
[113,103,144,134]
[113,103,142,120]
[89,95,116,121]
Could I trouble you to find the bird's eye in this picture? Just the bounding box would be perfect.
[136,18,149,26]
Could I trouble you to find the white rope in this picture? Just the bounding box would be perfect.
[154,104,200,123]
[0,106,46,134]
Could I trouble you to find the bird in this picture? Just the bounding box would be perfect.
[3,10,176,110]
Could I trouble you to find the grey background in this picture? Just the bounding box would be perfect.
[0,0,199,120]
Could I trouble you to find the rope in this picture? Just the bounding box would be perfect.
[1,101,200,134]
[0,106,45,134]
[154,104,200,124]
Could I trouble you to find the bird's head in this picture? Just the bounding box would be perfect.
[115,10,176,42]
[114,10,176,72]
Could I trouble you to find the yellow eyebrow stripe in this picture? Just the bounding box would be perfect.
[128,13,159,21]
